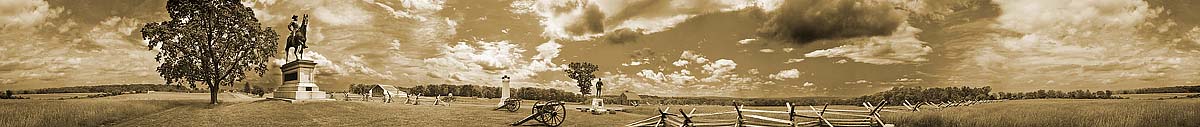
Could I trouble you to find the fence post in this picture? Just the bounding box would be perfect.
[787,102,796,126]
[820,103,833,127]
[733,103,744,127]
[662,106,672,126]
[869,100,888,127]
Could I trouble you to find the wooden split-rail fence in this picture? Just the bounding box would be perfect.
[626,100,894,127]
[403,93,454,106]
[896,100,1006,112]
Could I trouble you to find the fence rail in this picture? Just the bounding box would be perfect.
[627,101,894,127]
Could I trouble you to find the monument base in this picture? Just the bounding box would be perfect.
[589,98,612,114]
[272,60,333,102]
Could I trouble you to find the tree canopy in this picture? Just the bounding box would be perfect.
[565,62,598,95]
[140,0,278,104]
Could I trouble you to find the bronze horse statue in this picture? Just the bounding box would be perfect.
[286,15,309,61]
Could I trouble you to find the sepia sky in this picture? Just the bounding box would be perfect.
[2,0,1200,97]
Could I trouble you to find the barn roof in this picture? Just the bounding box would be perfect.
[370,84,404,96]
[622,91,642,100]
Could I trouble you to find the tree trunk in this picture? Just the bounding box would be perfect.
[210,82,219,104]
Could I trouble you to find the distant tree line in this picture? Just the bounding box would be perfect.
[993,90,1123,100]
[401,84,587,102]
[1116,85,1200,94]
[13,84,206,94]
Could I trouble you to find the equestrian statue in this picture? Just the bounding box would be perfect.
[285,15,309,61]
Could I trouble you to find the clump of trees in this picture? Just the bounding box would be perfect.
[242,83,270,97]
[347,84,375,96]
[851,86,995,105]
[994,90,1123,100]
[2,90,28,99]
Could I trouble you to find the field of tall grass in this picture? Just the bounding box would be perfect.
[0,99,202,127]
[885,99,1200,127]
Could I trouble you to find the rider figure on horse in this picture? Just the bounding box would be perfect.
[286,15,309,61]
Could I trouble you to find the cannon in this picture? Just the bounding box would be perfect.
[511,100,567,126]
[495,98,522,112]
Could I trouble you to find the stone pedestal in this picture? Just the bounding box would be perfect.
[273,60,330,101]
[590,98,608,114]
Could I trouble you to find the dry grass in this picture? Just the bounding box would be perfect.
[0,99,203,127]
[885,99,1200,127]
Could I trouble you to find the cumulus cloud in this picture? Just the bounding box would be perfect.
[528,40,565,72]
[636,69,665,82]
[768,69,800,80]
[0,0,63,31]
[680,50,709,63]
[757,0,905,43]
[804,22,932,64]
[700,59,737,82]
[671,60,689,66]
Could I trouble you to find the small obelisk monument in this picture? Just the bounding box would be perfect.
[499,75,511,106]
[272,14,330,102]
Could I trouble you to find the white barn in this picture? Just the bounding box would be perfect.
[368,85,406,98]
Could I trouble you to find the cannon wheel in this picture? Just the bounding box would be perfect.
[544,103,566,126]
[532,101,566,126]
[506,100,521,112]
[533,101,547,122]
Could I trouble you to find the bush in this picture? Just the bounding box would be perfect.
[2,90,29,99]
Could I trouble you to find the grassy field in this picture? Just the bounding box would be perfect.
[0,92,214,127]
[884,99,1200,127]
[1116,93,1200,99]
[109,95,649,127]
[3,92,1199,127]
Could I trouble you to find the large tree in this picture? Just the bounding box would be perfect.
[565,62,598,95]
[141,0,278,104]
